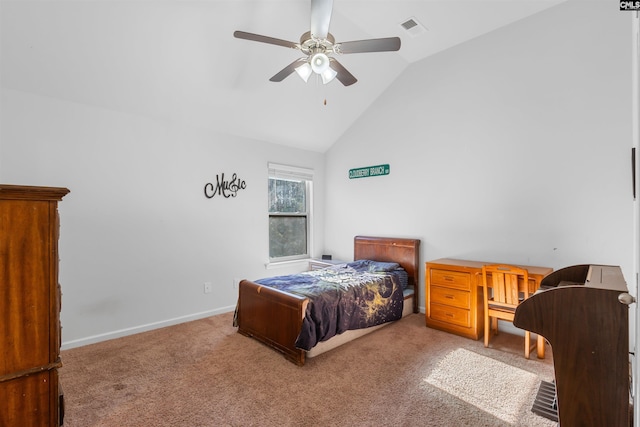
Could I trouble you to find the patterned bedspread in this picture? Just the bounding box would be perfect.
[255,260,405,351]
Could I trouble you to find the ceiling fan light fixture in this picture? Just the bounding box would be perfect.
[321,67,337,84]
[295,62,313,82]
[310,52,330,74]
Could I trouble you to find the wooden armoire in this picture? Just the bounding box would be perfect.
[0,184,69,427]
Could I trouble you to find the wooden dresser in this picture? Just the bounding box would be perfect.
[0,184,69,427]
[425,259,552,340]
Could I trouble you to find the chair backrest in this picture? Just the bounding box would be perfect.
[482,264,529,310]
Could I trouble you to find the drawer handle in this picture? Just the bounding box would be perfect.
[443,276,454,281]
[445,312,454,317]
[444,294,454,299]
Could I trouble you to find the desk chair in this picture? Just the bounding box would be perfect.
[482,264,540,359]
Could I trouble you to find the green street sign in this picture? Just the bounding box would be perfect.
[348,164,390,179]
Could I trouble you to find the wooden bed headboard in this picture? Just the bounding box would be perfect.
[353,236,421,313]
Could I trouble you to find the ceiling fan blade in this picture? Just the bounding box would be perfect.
[269,59,305,82]
[310,0,333,39]
[233,30,298,49]
[337,37,401,54]
[330,59,357,86]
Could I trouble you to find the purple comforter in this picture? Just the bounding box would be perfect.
[256,260,405,350]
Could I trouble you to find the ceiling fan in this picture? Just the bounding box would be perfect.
[233,0,401,86]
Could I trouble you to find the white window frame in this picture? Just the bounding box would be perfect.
[267,163,314,263]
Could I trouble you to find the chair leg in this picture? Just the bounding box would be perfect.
[524,331,531,359]
[484,315,490,348]
[536,334,545,359]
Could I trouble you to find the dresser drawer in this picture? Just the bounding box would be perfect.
[430,303,471,328]
[430,285,470,309]
[430,269,471,291]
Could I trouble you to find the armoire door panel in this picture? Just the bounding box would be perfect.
[0,200,52,375]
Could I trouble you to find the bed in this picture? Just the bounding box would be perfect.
[235,236,420,365]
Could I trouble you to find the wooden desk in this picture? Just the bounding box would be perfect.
[425,259,553,347]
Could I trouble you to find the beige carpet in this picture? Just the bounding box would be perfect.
[59,312,556,426]
[425,348,543,424]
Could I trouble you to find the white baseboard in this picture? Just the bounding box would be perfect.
[60,305,236,350]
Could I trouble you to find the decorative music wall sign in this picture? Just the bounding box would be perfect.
[204,173,247,198]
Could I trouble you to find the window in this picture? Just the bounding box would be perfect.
[268,163,313,261]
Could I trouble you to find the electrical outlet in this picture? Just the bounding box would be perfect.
[204,282,212,294]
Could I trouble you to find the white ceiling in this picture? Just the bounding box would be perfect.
[1,0,566,152]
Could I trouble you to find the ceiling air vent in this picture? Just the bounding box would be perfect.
[400,17,427,37]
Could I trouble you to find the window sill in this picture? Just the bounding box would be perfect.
[265,258,310,270]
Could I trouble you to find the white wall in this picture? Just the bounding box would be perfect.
[324,1,635,324]
[0,0,635,355]
[0,89,324,348]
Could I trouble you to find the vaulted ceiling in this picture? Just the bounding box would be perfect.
[1,0,566,152]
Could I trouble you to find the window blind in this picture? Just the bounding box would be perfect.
[268,163,314,181]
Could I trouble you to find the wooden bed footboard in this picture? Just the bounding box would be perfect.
[236,279,309,365]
